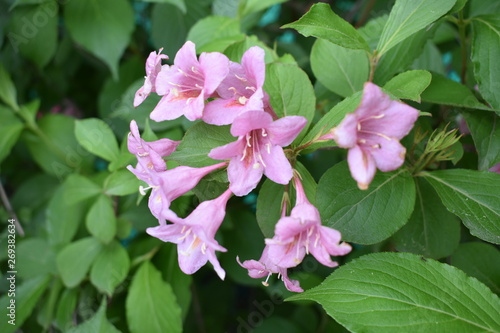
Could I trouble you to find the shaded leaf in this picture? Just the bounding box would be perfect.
[74,118,120,162]
[383,70,432,102]
[90,241,130,296]
[68,298,120,333]
[86,194,117,244]
[463,110,500,170]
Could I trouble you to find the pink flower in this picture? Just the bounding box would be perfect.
[203,46,266,125]
[147,189,233,279]
[127,120,180,173]
[150,41,229,122]
[489,163,500,174]
[134,48,169,107]
[331,82,419,190]
[237,246,303,293]
[127,162,227,225]
[209,111,307,196]
[265,177,352,268]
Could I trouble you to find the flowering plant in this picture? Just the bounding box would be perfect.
[1,1,500,332]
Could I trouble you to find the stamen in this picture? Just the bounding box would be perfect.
[266,143,271,154]
[137,152,149,157]
[359,130,392,141]
[201,242,207,255]
[139,185,152,195]
[261,129,268,137]
[262,272,272,287]
[195,84,203,89]
[314,233,320,248]
[359,114,385,122]
[178,228,192,241]
[235,74,247,82]
[253,162,261,169]
[238,96,248,105]
[191,66,199,73]
[357,123,362,131]
[246,134,252,147]
[245,86,256,92]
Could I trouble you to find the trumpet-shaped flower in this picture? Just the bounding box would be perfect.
[147,189,233,280]
[203,46,266,125]
[237,246,303,293]
[266,177,352,268]
[151,41,229,122]
[127,162,227,225]
[127,120,180,172]
[330,82,419,189]
[209,111,307,196]
[134,48,169,107]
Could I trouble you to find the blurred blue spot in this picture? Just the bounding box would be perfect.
[94,158,109,171]
[442,52,452,66]
[243,193,257,212]
[258,4,281,27]
[277,30,295,43]
[120,228,138,248]
[448,70,461,82]
[337,0,354,11]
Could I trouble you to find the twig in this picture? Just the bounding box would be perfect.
[0,180,25,236]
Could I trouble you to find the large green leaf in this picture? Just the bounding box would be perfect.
[169,122,234,167]
[68,298,120,333]
[471,15,500,110]
[377,0,456,56]
[0,275,51,333]
[0,106,23,164]
[16,238,56,280]
[281,3,369,51]
[56,237,103,288]
[264,62,316,143]
[55,289,78,331]
[288,252,500,332]
[310,39,369,98]
[8,1,58,68]
[0,64,18,110]
[468,0,500,17]
[423,169,500,244]
[316,162,416,244]
[256,179,285,238]
[240,0,287,17]
[104,169,141,196]
[463,111,500,170]
[86,194,116,244]
[421,73,496,111]
[186,16,244,53]
[126,261,182,333]
[383,70,432,102]
[74,118,120,162]
[64,173,102,205]
[411,40,446,75]
[64,0,134,79]
[90,241,130,296]
[393,178,460,259]
[451,242,500,295]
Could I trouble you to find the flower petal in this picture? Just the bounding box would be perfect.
[227,157,264,196]
[209,137,246,160]
[369,137,407,172]
[199,51,230,95]
[332,113,358,148]
[261,145,293,185]
[267,116,307,147]
[150,95,187,121]
[347,145,376,190]
[230,110,273,137]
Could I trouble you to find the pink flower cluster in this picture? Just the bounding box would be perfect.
[128,42,419,292]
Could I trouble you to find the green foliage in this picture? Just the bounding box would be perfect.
[288,252,500,332]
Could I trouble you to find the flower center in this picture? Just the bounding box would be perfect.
[240,128,272,169]
[168,66,204,101]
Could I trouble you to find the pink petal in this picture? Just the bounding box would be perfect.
[241,46,266,88]
[332,113,358,148]
[183,93,206,121]
[203,98,246,125]
[227,157,264,196]
[173,41,198,70]
[355,82,392,118]
[369,138,407,172]
[347,145,376,190]
[150,95,187,121]
[230,111,273,137]
[209,137,246,160]
[267,116,307,147]
[199,51,230,95]
[261,145,293,185]
[361,101,419,139]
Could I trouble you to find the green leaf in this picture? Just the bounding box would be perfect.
[90,241,130,296]
[224,36,277,63]
[256,179,285,238]
[383,70,432,102]
[264,62,316,143]
[463,111,500,170]
[393,178,460,259]
[451,242,500,294]
[126,261,182,333]
[450,0,468,13]
[169,122,234,167]
[299,91,362,152]
[0,105,23,164]
[281,3,369,51]
[412,41,446,75]
[68,298,120,333]
[75,118,120,162]
[0,275,51,333]
[186,16,244,53]
[23,114,93,179]
[0,59,19,110]
[423,169,500,244]
[316,162,416,244]
[310,39,369,98]
[471,15,500,110]
[86,195,117,244]
[377,0,456,56]
[16,238,56,280]
[421,72,496,111]
[288,252,500,332]
[240,0,287,17]
[295,161,317,206]
[56,237,103,288]
[139,0,186,13]
[55,288,78,331]
[64,173,102,204]
[10,0,52,8]
[468,0,500,17]
[46,180,89,247]
[8,1,58,68]
[64,0,134,79]
[104,169,140,196]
